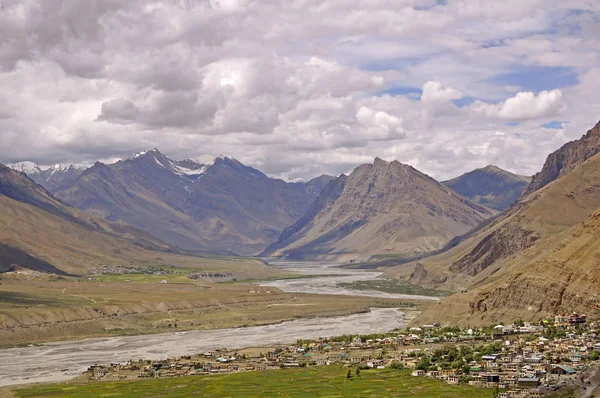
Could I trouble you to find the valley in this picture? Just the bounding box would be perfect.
[0,262,423,349]
[0,261,433,388]
[2,3,600,396]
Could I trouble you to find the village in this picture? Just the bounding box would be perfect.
[84,312,600,397]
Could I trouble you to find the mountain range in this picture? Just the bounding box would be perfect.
[10,161,87,192]
[11,150,335,255]
[264,158,496,261]
[8,150,537,261]
[4,118,600,331]
[388,120,600,325]
[0,163,203,275]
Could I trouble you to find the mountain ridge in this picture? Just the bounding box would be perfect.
[442,165,530,211]
[523,120,600,196]
[388,120,600,324]
[265,157,495,261]
[45,149,333,255]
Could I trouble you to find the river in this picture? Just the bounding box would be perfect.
[260,261,439,301]
[0,261,436,387]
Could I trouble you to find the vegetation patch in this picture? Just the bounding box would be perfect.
[15,366,493,398]
[338,279,451,297]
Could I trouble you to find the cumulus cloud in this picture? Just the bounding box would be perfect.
[356,107,405,140]
[0,0,598,181]
[469,89,565,121]
[421,81,463,103]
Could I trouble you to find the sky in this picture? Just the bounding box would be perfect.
[1,0,599,181]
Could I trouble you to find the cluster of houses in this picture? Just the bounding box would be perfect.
[82,315,600,397]
[87,265,173,276]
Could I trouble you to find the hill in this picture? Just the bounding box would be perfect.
[442,165,530,211]
[386,120,600,324]
[0,163,265,275]
[524,120,600,195]
[265,158,495,261]
[49,150,331,255]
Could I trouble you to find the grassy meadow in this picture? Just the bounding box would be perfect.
[339,279,451,297]
[14,366,495,398]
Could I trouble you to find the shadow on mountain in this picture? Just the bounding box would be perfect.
[0,243,70,275]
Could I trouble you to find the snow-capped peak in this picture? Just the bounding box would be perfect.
[48,163,88,174]
[128,148,167,161]
[9,161,42,175]
[195,154,218,165]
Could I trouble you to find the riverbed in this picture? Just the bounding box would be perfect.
[260,261,439,301]
[0,308,406,387]
[1,261,437,387]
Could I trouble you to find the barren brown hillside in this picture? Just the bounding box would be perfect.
[414,207,600,326]
[0,164,269,275]
[389,151,600,293]
[266,158,495,262]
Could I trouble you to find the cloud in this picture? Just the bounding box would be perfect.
[355,106,405,140]
[421,81,463,103]
[0,0,598,182]
[469,89,565,121]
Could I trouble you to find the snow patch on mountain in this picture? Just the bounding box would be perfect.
[9,161,42,175]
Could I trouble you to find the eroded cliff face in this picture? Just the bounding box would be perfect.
[467,210,600,321]
[524,120,600,196]
[468,274,588,317]
[449,225,540,277]
[413,208,600,326]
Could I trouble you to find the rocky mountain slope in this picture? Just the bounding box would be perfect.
[524,120,600,195]
[387,120,600,324]
[48,150,330,255]
[442,165,530,211]
[0,163,224,274]
[9,162,87,191]
[265,158,495,261]
[415,205,600,326]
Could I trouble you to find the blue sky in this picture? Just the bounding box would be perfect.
[0,0,599,180]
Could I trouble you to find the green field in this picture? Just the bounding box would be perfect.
[15,367,495,398]
[339,279,451,297]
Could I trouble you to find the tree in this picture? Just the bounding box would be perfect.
[416,357,430,371]
[346,369,352,379]
[355,367,360,376]
[590,351,599,361]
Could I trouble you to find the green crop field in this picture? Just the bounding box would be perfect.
[339,279,451,297]
[15,366,495,398]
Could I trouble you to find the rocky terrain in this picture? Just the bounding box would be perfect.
[391,120,600,324]
[524,120,600,195]
[41,150,331,255]
[265,158,495,261]
[9,162,87,191]
[416,206,600,326]
[442,165,530,211]
[0,163,266,275]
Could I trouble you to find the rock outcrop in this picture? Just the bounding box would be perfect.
[524,120,600,195]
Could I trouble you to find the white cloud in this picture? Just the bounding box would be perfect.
[469,89,565,121]
[356,106,405,140]
[0,0,598,182]
[421,81,463,103]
